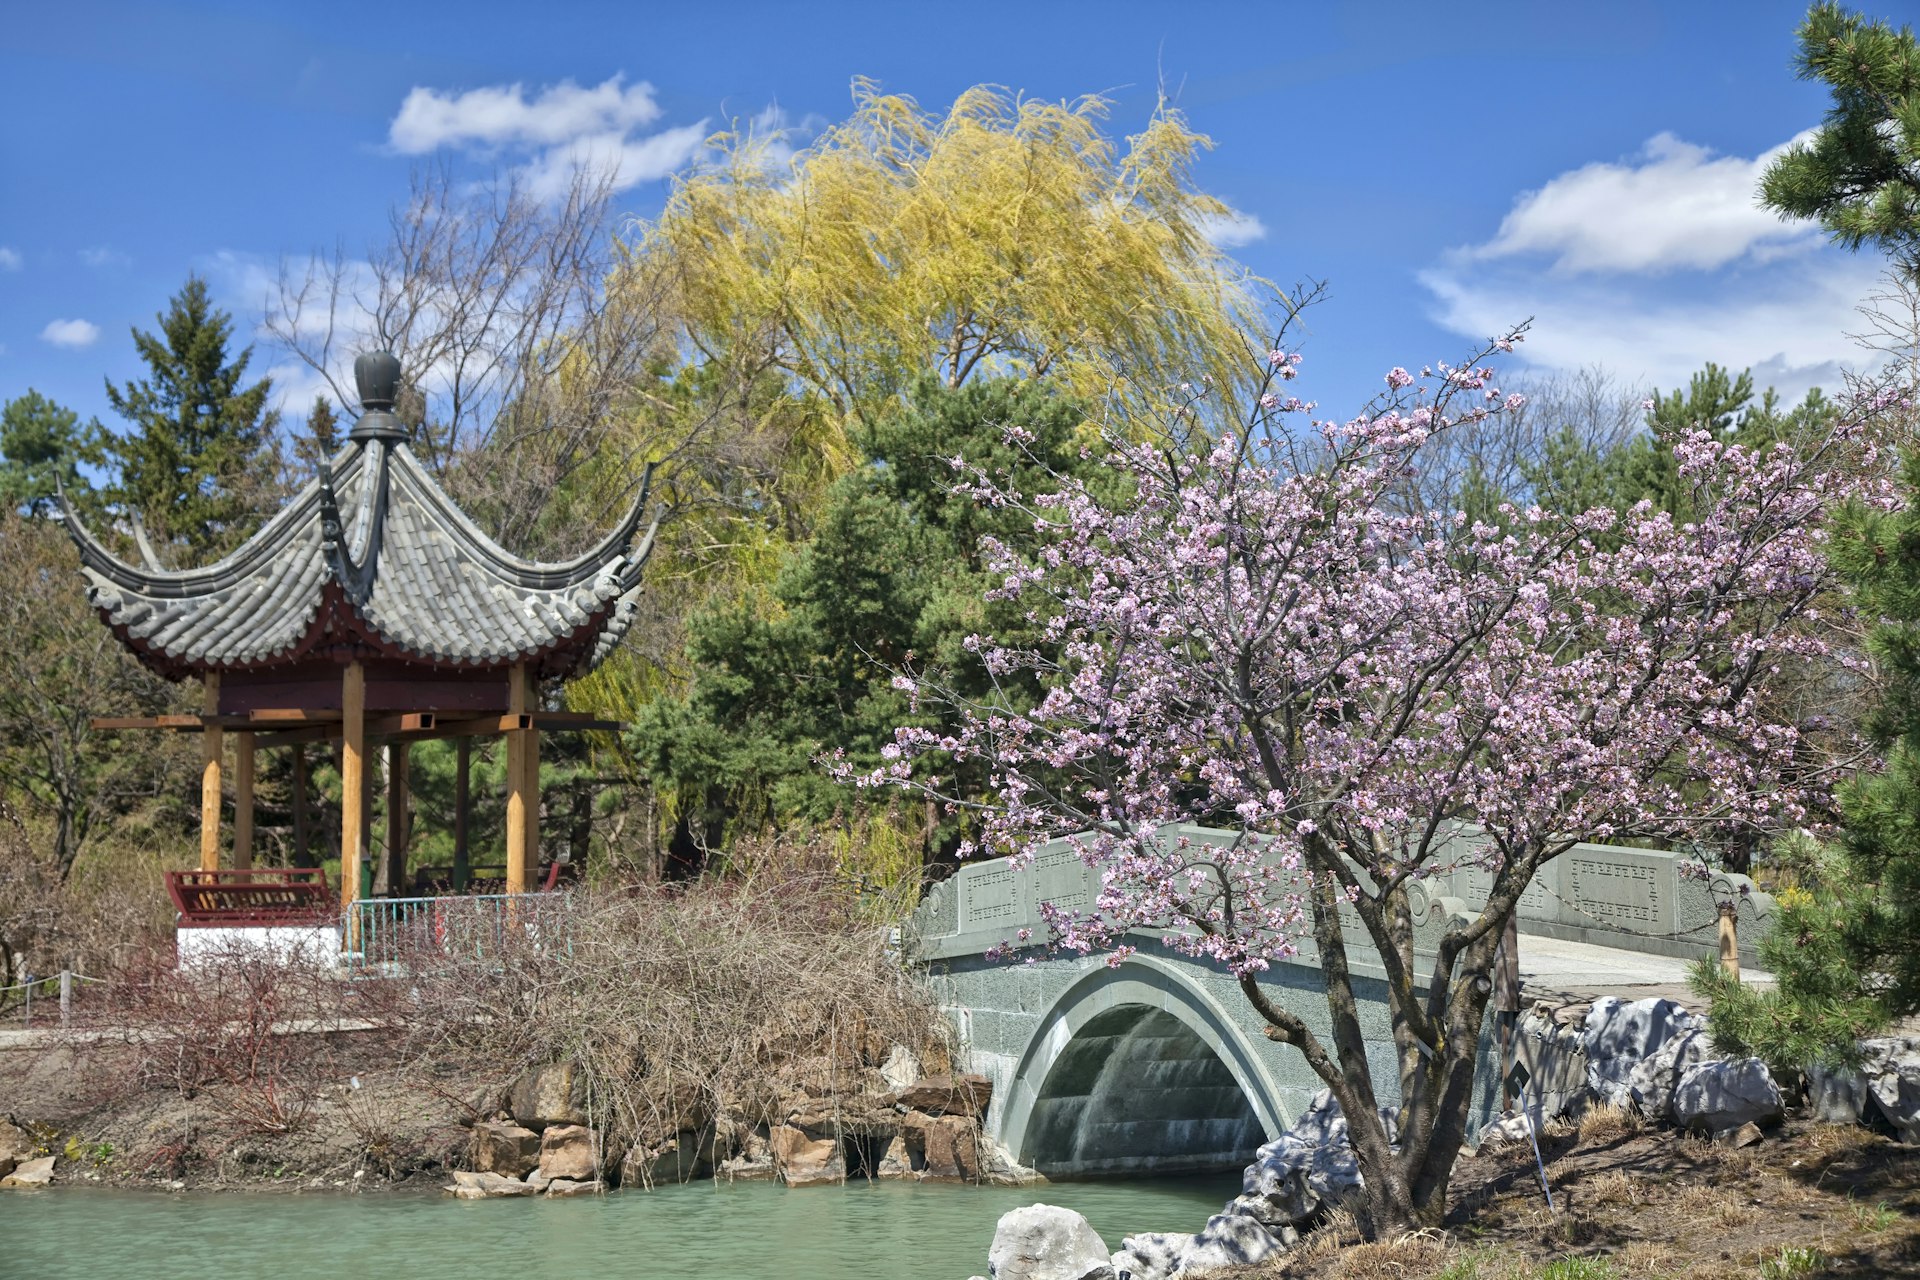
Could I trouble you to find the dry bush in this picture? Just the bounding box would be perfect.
[1576,1103,1641,1146]
[1671,1179,1758,1225]
[1331,1231,1451,1278]
[1581,1169,1642,1209]
[1615,1238,1678,1275]
[392,855,943,1175]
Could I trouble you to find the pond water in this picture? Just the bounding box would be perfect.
[8,1175,1240,1280]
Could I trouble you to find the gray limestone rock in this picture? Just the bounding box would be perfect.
[446,1169,537,1198]
[1626,1028,1716,1123]
[1475,1111,1534,1150]
[1860,1037,1920,1144]
[1807,1061,1869,1125]
[0,1155,54,1187]
[1672,1057,1784,1132]
[1583,997,1703,1109]
[987,1204,1114,1280]
[1110,1232,1192,1280]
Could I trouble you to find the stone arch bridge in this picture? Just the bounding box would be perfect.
[907,824,1769,1178]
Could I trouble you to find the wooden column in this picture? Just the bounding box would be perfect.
[199,673,223,872]
[291,746,311,869]
[340,662,367,909]
[232,731,255,871]
[382,742,411,896]
[505,664,538,895]
[452,738,471,892]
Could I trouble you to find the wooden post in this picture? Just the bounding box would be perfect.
[340,662,367,910]
[453,738,471,892]
[232,731,255,871]
[505,665,537,895]
[1718,901,1740,982]
[1495,913,1521,1109]
[383,742,411,896]
[199,673,223,871]
[291,746,311,868]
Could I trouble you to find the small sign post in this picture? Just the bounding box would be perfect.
[1505,1061,1555,1211]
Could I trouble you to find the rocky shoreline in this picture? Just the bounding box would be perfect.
[966,997,1920,1280]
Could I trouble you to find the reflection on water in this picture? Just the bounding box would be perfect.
[9,1175,1239,1280]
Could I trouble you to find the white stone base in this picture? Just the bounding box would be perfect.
[176,924,341,969]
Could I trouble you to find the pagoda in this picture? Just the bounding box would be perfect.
[63,352,656,906]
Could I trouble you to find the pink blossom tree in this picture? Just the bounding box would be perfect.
[857,319,1876,1234]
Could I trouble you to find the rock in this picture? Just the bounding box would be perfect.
[510,1062,587,1131]
[446,1169,536,1198]
[905,1112,980,1180]
[544,1177,603,1197]
[1860,1037,1920,1143]
[892,1073,993,1118]
[1583,997,1703,1109]
[469,1119,541,1177]
[769,1123,844,1187]
[0,1118,33,1181]
[1626,1028,1715,1123]
[987,1204,1113,1280]
[1475,1111,1535,1150]
[1719,1121,1765,1148]
[1673,1058,1784,1133]
[879,1044,921,1092]
[0,1155,54,1188]
[1111,1232,1192,1280]
[1240,1133,1360,1227]
[719,1127,776,1181]
[537,1124,599,1181]
[1808,1061,1868,1125]
[1179,1210,1288,1273]
[622,1128,720,1186]
[876,1134,916,1178]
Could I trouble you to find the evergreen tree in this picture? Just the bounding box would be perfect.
[1761,3,1920,276]
[295,395,341,471]
[1696,453,1920,1065]
[633,376,1107,857]
[103,276,278,557]
[0,390,103,518]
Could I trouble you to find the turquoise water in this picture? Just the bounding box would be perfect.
[6,1176,1240,1280]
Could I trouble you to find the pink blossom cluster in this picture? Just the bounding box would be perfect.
[852,334,1877,980]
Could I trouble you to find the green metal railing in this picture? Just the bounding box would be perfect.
[343,892,567,970]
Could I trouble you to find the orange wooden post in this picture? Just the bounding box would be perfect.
[1718,901,1740,982]
[340,662,367,910]
[199,673,223,871]
[505,665,537,894]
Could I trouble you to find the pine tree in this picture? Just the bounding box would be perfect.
[0,390,103,518]
[295,396,341,471]
[1761,3,1920,275]
[103,276,278,558]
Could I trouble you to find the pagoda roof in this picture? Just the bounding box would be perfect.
[62,437,657,681]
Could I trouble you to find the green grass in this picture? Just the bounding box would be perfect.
[1758,1245,1827,1279]
[1534,1258,1618,1280]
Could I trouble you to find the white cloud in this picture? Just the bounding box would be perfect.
[79,245,130,269]
[518,121,709,200]
[1198,206,1268,250]
[389,75,663,154]
[0,247,19,271]
[1419,252,1883,406]
[40,318,100,348]
[1457,131,1820,276]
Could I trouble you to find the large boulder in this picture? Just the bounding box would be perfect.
[0,1155,54,1188]
[987,1204,1113,1280]
[1239,1133,1362,1228]
[1583,997,1702,1109]
[0,1118,34,1180]
[1111,1209,1290,1280]
[769,1123,844,1187]
[892,1074,994,1118]
[1672,1058,1784,1133]
[1109,1232,1192,1280]
[622,1128,722,1186]
[469,1120,541,1177]
[510,1063,588,1131]
[537,1124,600,1181]
[1860,1037,1920,1144]
[1807,1061,1869,1125]
[903,1112,980,1180]
[1626,1029,1716,1123]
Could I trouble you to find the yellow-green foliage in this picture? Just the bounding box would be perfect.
[632,81,1271,428]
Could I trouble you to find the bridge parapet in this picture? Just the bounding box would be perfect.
[911,823,1772,969]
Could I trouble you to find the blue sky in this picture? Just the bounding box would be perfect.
[0,0,1894,436]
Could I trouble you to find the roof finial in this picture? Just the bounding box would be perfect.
[349,350,409,443]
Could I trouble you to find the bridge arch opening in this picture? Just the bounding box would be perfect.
[1022,1002,1266,1176]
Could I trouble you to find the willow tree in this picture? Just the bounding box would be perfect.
[628,81,1271,430]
